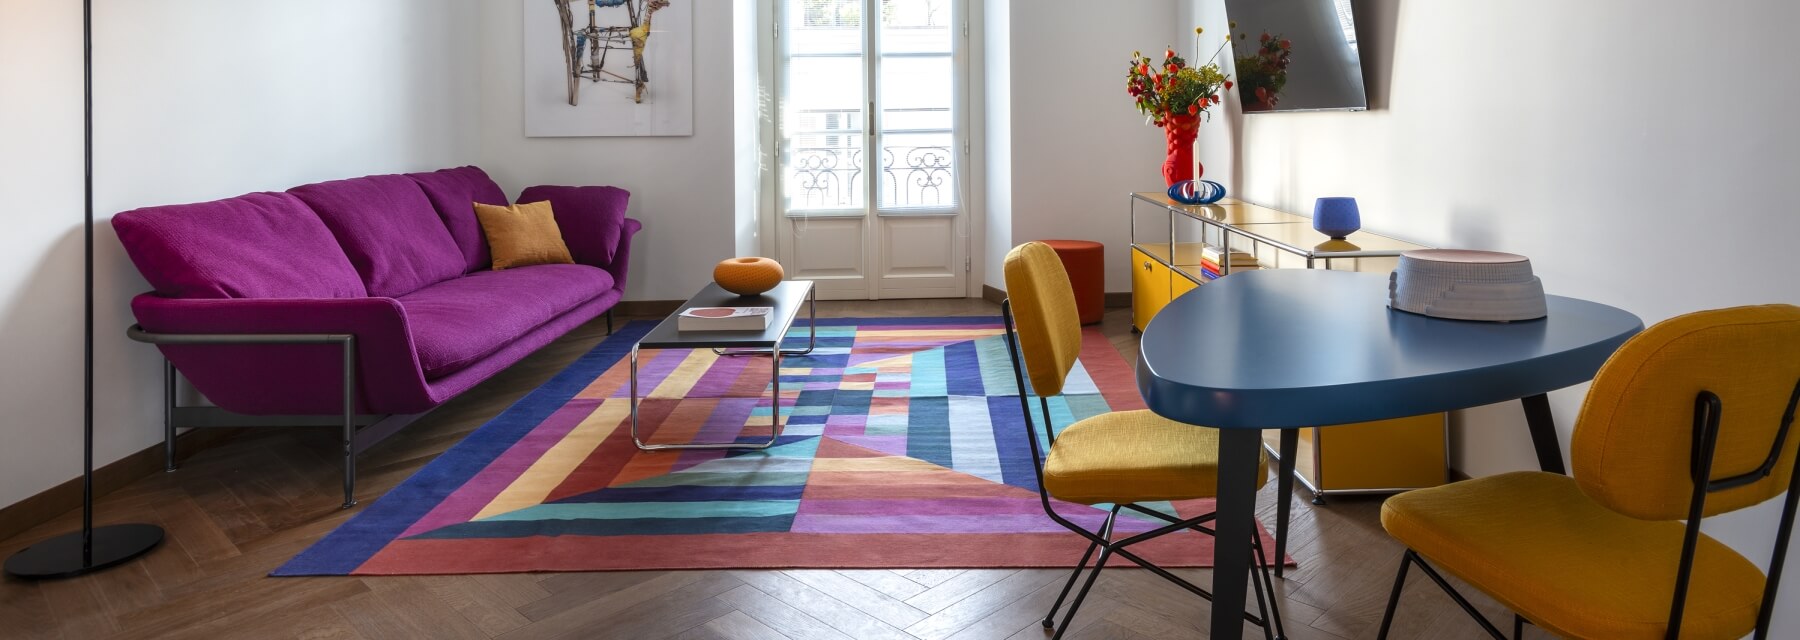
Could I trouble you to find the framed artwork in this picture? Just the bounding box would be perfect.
[524,0,694,137]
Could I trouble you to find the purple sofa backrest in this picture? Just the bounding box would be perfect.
[290,174,466,298]
[517,185,630,268]
[112,192,367,299]
[405,166,509,274]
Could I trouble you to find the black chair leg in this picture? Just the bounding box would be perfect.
[1046,507,1118,631]
[1513,614,1526,639]
[1252,532,1287,640]
[1376,551,1413,640]
[1052,547,1113,640]
[1249,549,1275,640]
[1408,551,1509,639]
[1043,538,1101,629]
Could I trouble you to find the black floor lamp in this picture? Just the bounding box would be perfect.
[4,0,164,580]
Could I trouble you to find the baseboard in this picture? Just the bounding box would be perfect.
[980,285,1129,309]
[614,299,685,317]
[0,428,238,543]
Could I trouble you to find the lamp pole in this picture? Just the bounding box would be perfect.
[4,0,165,580]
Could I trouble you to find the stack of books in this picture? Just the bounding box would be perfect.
[678,306,773,331]
[1197,245,1262,281]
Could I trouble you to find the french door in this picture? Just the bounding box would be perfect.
[774,0,968,300]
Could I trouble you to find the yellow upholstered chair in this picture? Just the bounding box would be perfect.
[1001,242,1283,639]
[1376,305,1800,640]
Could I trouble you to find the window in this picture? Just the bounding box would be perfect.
[778,0,960,216]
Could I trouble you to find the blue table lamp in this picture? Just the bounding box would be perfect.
[1313,197,1362,240]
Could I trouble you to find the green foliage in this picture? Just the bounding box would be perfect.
[1124,45,1231,126]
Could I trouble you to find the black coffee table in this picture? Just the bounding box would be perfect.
[630,281,816,450]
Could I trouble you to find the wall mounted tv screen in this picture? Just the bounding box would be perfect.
[1223,0,1367,112]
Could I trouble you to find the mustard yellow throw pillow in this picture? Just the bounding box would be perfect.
[473,201,575,270]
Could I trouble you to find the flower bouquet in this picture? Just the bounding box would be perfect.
[1126,28,1232,186]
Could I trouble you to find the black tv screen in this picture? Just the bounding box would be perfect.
[1223,0,1368,112]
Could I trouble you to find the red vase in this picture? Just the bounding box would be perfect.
[1162,114,1202,187]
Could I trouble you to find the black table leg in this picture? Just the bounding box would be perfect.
[1520,394,1567,474]
[1211,429,1262,640]
[1275,428,1297,579]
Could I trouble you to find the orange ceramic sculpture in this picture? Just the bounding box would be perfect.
[713,257,784,296]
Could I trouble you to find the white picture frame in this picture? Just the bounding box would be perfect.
[523,0,694,137]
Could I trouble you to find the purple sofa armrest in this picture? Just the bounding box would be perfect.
[604,218,641,293]
[131,295,436,415]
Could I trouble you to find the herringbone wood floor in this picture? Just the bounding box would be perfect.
[1,300,1527,639]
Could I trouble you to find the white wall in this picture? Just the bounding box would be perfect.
[979,0,1012,289]
[982,0,1179,293]
[475,0,738,301]
[732,0,768,258]
[0,0,89,512]
[1193,0,1800,633]
[0,0,480,509]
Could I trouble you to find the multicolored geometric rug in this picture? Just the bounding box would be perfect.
[275,317,1279,576]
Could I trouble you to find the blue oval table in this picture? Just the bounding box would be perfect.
[1136,269,1643,640]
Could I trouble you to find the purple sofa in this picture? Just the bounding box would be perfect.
[112,166,638,507]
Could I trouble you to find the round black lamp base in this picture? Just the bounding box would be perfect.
[4,523,163,580]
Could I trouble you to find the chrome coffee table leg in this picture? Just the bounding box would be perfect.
[631,343,784,451]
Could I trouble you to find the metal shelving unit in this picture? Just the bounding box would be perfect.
[1126,191,1448,500]
[1129,191,1429,275]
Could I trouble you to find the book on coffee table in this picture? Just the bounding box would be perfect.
[678,307,773,331]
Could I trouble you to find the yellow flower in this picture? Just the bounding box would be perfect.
[1225,35,1232,41]
[1229,20,1238,29]
[1195,27,1204,34]
[1133,50,1142,58]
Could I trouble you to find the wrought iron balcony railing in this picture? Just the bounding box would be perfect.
[786,142,956,211]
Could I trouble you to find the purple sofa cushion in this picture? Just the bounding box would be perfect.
[112,192,367,299]
[290,175,465,297]
[397,264,615,379]
[405,166,509,273]
[516,185,630,268]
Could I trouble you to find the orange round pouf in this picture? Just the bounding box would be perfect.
[714,257,785,296]
[1040,240,1105,325]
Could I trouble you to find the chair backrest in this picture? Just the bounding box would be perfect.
[1002,242,1084,397]
[1573,304,1800,520]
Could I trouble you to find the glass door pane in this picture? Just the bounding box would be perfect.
[876,0,956,212]
[781,0,867,214]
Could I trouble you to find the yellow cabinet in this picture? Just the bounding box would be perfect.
[1262,413,1448,498]
[1171,269,1201,300]
[1130,246,1170,332]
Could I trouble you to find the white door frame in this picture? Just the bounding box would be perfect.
[762,0,974,301]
